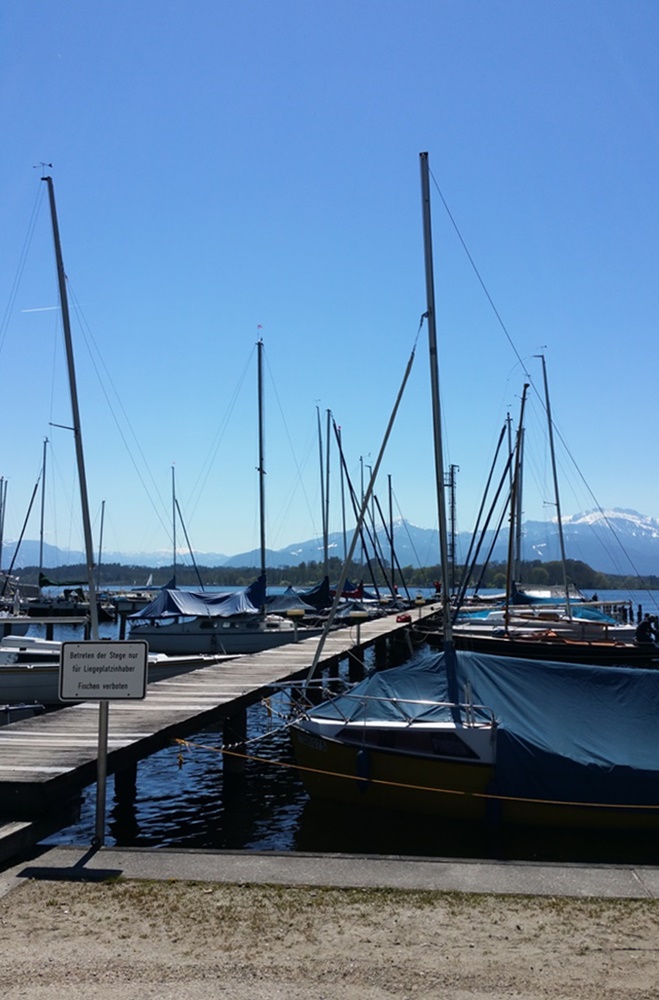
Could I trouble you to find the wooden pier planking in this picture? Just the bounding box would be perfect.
[0,604,441,817]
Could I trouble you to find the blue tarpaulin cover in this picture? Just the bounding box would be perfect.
[129,575,266,619]
[300,576,331,610]
[306,649,659,807]
[266,586,316,613]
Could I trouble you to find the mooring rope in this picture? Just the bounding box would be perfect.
[172,736,659,815]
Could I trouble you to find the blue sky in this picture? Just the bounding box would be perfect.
[1,1,658,562]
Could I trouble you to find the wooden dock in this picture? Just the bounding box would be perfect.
[0,603,441,823]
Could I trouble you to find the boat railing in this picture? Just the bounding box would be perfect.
[295,689,496,729]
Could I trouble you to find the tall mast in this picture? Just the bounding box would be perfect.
[505,383,529,628]
[537,353,571,616]
[324,408,331,573]
[38,437,48,586]
[43,175,99,641]
[419,152,452,643]
[97,498,105,589]
[359,456,365,567]
[171,464,177,583]
[257,338,266,589]
[514,427,524,580]
[338,424,347,562]
[316,405,327,574]
[0,477,5,573]
[388,473,395,593]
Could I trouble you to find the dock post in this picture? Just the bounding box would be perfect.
[374,637,387,670]
[348,649,364,682]
[119,613,127,640]
[112,763,139,837]
[347,610,368,681]
[223,709,248,774]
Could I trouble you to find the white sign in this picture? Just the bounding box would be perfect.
[59,641,148,701]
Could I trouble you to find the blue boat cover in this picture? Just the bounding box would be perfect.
[300,576,331,610]
[266,586,316,613]
[129,575,266,619]
[306,649,659,808]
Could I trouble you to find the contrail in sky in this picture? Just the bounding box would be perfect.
[21,306,59,312]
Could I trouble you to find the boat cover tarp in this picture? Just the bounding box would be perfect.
[331,579,363,599]
[308,649,659,808]
[129,574,266,619]
[571,605,618,623]
[334,599,373,619]
[300,576,331,610]
[266,586,315,613]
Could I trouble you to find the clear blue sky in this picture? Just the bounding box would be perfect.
[1,1,657,561]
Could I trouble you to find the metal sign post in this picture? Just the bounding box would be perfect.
[59,640,148,847]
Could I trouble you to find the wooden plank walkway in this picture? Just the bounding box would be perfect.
[0,603,441,819]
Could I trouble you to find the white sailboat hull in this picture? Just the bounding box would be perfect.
[0,647,236,706]
[129,615,324,655]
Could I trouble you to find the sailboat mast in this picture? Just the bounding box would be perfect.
[257,338,266,586]
[38,437,48,585]
[316,405,327,574]
[505,383,529,628]
[43,176,99,640]
[538,353,572,616]
[419,152,452,641]
[0,478,5,573]
[324,408,331,573]
[514,427,524,581]
[388,474,395,593]
[171,464,177,583]
[338,424,347,561]
[97,499,105,589]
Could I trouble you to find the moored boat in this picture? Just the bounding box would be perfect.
[291,151,659,836]
[290,646,659,831]
[0,637,237,706]
[128,575,326,655]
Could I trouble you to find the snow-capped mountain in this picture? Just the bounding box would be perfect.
[3,509,659,576]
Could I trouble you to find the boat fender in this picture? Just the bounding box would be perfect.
[396,613,412,623]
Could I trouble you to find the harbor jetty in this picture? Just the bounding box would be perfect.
[0,602,440,863]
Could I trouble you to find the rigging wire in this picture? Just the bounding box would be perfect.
[189,344,255,517]
[65,284,172,541]
[0,183,45,357]
[428,167,651,594]
[262,346,321,547]
[428,166,526,373]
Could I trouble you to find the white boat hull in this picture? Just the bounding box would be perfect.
[129,616,324,655]
[0,652,235,706]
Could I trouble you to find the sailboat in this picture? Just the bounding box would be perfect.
[290,152,659,832]
[421,363,648,663]
[0,177,238,710]
[128,340,325,654]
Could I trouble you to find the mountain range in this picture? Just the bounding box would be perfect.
[3,508,659,577]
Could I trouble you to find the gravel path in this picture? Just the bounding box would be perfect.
[2,878,659,998]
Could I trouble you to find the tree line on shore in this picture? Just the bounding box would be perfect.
[12,557,659,592]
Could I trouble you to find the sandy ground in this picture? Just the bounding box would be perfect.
[1,878,659,998]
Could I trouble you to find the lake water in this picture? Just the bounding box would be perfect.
[33,588,659,865]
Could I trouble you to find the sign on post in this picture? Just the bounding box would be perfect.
[59,641,148,701]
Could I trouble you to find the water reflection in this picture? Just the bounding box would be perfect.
[44,703,659,867]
